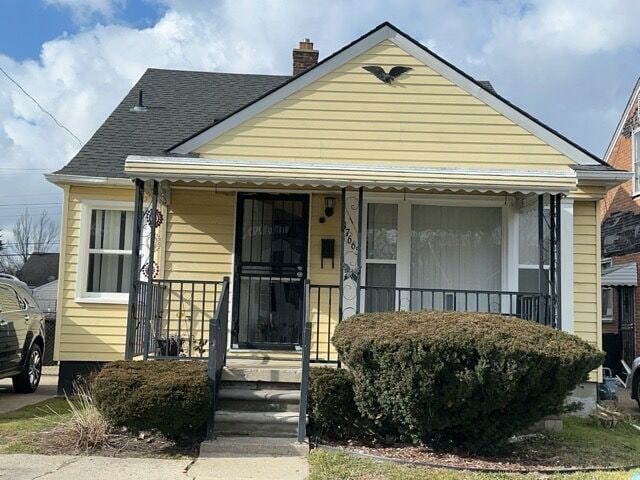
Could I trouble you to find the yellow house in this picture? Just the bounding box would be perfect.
[47,23,628,403]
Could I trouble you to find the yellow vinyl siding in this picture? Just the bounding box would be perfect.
[160,189,234,353]
[56,185,134,362]
[164,189,234,280]
[308,193,341,362]
[572,200,601,382]
[196,40,574,172]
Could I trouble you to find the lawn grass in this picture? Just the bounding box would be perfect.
[309,416,640,479]
[0,397,73,453]
[308,451,640,480]
[516,416,640,468]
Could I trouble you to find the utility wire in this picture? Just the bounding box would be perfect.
[0,64,84,146]
[0,202,61,208]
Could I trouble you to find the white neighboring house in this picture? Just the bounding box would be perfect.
[32,280,58,317]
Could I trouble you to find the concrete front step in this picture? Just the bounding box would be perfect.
[200,436,309,457]
[214,410,300,437]
[222,366,301,384]
[218,388,300,412]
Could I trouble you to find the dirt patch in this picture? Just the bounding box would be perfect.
[320,423,640,473]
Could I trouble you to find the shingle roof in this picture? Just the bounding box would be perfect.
[16,252,60,288]
[56,69,290,178]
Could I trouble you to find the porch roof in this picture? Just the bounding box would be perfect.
[124,155,578,194]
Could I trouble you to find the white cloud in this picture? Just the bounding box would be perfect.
[1,0,639,234]
[44,0,126,23]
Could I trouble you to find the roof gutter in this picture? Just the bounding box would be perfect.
[45,173,132,187]
[575,169,633,188]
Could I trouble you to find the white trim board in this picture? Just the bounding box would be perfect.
[76,199,135,305]
[170,22,603,168]
[603,77,640,163]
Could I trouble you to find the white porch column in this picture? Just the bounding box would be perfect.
[560,197,574,334]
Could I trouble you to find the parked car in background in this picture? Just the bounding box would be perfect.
[0,274,45,393]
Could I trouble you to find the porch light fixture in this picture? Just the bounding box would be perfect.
[324,197,336,218]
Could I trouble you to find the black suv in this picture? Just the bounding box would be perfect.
[0,274,45,393]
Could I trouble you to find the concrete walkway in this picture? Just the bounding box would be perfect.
[0,453,309,480]
[0,372,58,414]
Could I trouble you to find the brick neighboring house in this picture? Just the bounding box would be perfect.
[601,78,640,374]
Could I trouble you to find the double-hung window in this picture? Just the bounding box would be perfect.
[364,203,398,312]
[78,202,134,302]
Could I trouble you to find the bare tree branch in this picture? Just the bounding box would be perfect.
[0,210,58,274]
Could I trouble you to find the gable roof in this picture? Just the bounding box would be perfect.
[16,252,59,288]
[171,21,606,168]
[54,69,289,178]
[603,76,640,163]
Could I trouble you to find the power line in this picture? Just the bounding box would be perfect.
[0,202,61,208]
[0,64,84,146]
[1,241,60,247]
[0,168,52,171]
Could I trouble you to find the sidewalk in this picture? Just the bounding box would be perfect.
[0,453,309,480]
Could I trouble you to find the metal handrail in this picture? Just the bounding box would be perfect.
[297,280,312,443]
[207,276,230,439]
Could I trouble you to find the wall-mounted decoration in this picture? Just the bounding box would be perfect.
[362,65,412,84]
[342,190,362,319]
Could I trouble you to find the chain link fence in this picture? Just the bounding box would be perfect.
[33,284,58,376]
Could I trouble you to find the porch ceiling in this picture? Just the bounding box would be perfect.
[124,155,577,194]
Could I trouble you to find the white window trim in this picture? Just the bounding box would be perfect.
[76,200,134,304]
[361,194,518,311]
[633,129,640,197]
[601,286,614,323]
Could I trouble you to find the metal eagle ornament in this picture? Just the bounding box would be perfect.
[362,65,412,84]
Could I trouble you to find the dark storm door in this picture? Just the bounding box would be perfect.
[620,286,635,367]
[232,193,310,350]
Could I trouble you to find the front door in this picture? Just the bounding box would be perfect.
[232,193,309,350]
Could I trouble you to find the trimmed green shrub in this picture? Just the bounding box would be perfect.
[308,367,366,439]
[332,311,603,453]
[92,360,210,439]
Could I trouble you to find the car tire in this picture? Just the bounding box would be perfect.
[12,344,42,394]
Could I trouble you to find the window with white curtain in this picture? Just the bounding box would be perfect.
[410,205,502,311]
[518,199,549,293]
[364,203,398,312]
[80,206,134,299]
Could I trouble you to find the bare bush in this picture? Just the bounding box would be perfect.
[53,383,113,453]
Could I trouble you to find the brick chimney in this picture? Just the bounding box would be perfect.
[292,38,318,75]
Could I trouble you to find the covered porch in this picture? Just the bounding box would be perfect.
[122,161,572,365]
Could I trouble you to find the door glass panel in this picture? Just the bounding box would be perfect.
[235,195,309,348]
[365,263,396,312]
[411,205,502,292]
[237,277,301,346]
[366,203,398,260]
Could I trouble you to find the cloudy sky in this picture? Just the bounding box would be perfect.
[1,0,639,250]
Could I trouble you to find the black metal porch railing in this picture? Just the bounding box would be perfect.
[307,284,554,364]
[207,277,230,439]
[131,279,225,359]
[360,286,554,326]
